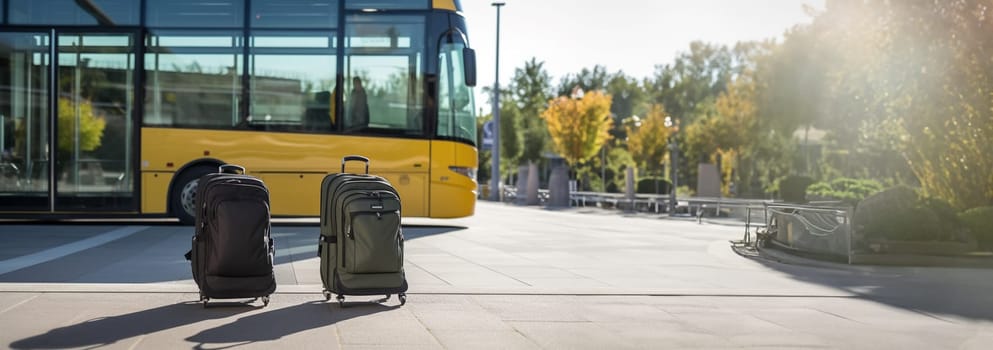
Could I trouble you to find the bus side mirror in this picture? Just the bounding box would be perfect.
[463,48,477,87]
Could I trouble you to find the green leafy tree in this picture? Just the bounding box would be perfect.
[510,58,553,163]
[788,0,993,208]
[556,65,610,98]
[606,73,646,141]
[480,86,524,180]
[643,42,738,190]
[644,42,735,126]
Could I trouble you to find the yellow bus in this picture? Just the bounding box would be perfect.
[0,0,478,224]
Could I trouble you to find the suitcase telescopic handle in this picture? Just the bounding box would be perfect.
[342,155,370,173]
[219,164,245,174]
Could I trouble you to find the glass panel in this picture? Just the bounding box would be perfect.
[250,31,337,132]
[144,31,243,128]
[437,42,476,144]
[55,33,135,204]
[9,0,139,26]
[346,0,429,10]
[344,15,424,135]
[146,0,244,28]
[251,0,338,28]
[0,32,50,206]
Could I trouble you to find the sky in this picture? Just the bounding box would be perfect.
[459,0,824,112]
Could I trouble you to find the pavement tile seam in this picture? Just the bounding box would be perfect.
[406,307,453,349]
[811,308,866,325]
[737,312,840,346]
[464,294,547,350]
[0,294,38,315]
[421,240,537,288]
[406,261,454,286]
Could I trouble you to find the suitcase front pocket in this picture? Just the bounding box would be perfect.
[346,211,401,274]
[207,198,272,277]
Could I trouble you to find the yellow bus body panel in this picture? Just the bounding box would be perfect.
[141,128,475,218]
[141,172,173,214]
[429,140,478,218]
[432,0,457,11]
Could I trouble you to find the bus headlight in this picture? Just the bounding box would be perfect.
[448,166,477,181]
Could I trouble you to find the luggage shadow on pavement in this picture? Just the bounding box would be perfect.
[8,302,253,349]
[186,301,396,348]
[402,225,467,240]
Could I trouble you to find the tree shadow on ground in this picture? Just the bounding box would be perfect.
[8,301,255,349]
[185,300,396,348]
[748,250,993,321]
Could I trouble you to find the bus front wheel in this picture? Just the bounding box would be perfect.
[170,165,214,225]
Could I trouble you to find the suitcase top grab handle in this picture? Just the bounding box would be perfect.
[342,155,369,174]
[219,164,245,174]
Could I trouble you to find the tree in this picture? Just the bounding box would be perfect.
[57,97,106,154]
[643,42,737,190]
[497,100,523,179]
[542,90,613,167]
[606,73,646,141]
[644,42,734,126]
[556,65,610,98]
[713,71,758,195]
[786,0,993,208]
[480,86,524,179]
[510,58,553,163]
[626,104,672,175]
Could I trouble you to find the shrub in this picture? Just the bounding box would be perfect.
[960,206,993,250]
[921,196,964,241]
[777,175,814,203]
[636,177,671,194]
[806,177,884,204]
[854,186,941,242]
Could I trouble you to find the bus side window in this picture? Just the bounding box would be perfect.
[304,90,334,132]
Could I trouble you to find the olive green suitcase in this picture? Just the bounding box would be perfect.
[319,156,407,306]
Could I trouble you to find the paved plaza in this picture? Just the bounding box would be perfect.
[1,202,993,349]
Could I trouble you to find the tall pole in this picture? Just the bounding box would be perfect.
[665,116,678,215]
[669,138,679,215]
[489,2,505,202]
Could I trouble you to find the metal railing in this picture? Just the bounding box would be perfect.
[493,186,856,263]
[759,203,855,263]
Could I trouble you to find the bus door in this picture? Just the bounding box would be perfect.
[430,21,478,218]
[343,15,429,216]
[0,30,139,212]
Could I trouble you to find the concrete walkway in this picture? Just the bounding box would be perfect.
[2,202,993,349]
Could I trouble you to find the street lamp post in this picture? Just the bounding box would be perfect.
[665,116,679,215]
[489,2,505,202]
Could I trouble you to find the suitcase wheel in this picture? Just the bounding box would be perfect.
[262,296,270,307]
[202,298,209,308]
[336,294,346,307]
[323,291,332,301]
[399,293,407,306]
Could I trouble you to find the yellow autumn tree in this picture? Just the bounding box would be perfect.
[685,72,757,195]
[626,104,673,174]
[542,90,613,166]
[57,97,106,153]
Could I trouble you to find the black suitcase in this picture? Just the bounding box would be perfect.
[186,164,275,307]
[319,155,407,306]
